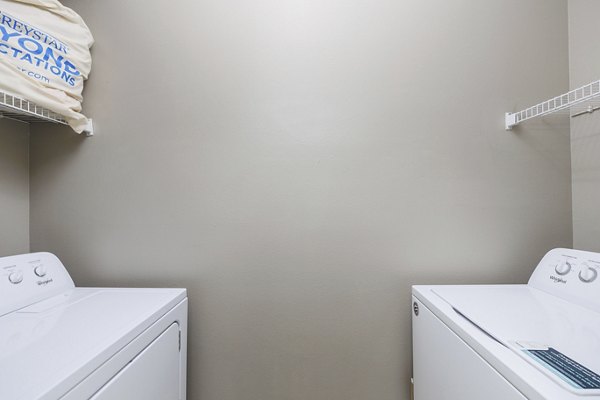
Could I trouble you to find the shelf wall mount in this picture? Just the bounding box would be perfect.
[505,79,600,130]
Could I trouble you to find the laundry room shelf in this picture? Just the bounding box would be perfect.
[0,91,93,136]
[505,79,600,130]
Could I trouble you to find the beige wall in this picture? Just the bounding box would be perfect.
[569,0,600,250]
[0,119,29,256]
[30,1,571,399]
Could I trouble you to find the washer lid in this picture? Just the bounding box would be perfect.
[433,285,600,395]
[0,287,186,400]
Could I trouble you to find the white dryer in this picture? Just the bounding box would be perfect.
[412,248,600,400]
[0,252,188,400]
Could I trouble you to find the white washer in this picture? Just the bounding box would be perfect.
[0,252,188,400]
[412,248,600,400]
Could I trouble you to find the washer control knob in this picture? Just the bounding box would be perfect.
[8,270,23,284]
[579,264,598,283]
[555,260,572,276]
[34,265,47,277]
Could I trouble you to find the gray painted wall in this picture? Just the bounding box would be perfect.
[0,120,29,256]
[569,0,600,251]
[30,1,571,399]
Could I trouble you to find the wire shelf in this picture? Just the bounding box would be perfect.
[0,90,67,125]
[506,79,600,130]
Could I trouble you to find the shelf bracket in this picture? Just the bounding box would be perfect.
[505,113,517,130]
[82,118,94,136]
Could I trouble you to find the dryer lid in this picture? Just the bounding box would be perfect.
[0,287,186,400]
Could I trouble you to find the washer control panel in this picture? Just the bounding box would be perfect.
[529,248,600,311]
[0,252,74,317]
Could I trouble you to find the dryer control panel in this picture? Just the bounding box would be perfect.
[529,248,600,312]
[0,252,74,317]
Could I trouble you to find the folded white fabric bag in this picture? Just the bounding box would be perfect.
[0,0,93,133]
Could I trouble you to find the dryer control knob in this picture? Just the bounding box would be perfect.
[555,260,572,276]
[34,265,47,277]
[8,270,23,284]
[579,265,598,283]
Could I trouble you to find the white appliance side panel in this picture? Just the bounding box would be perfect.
[412,297,526,400]
[90,323,180,400]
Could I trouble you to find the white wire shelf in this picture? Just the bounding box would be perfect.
[505,79,600,130]
[0,90,93,136]
[0,90,66,124]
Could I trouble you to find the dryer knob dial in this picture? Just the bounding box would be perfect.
[8,270,23,284]
[579,265,598,283]
[555,260,572,276]
[34,265,47,277]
